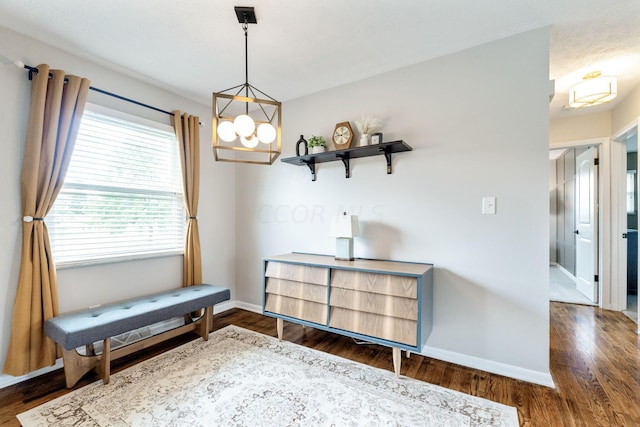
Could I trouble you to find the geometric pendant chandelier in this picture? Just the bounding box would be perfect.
[212,6,282,165]
[569,71,617,109]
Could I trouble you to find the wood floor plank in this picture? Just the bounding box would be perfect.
[1,303,639,427]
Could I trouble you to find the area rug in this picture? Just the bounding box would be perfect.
[18,325,518,426]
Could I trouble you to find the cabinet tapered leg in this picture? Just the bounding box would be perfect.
[392,347,401,378]
[277,318,283,341]
[406,350,411,358]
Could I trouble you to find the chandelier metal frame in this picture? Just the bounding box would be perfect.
[212,6,282,165]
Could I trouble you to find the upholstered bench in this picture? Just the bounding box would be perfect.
[44,284,230,388]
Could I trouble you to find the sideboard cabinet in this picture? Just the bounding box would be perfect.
[263,253,433,377]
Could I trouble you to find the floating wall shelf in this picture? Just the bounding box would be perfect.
[281,140,412,181]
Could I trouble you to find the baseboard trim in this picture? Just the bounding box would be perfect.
[213,300,235,315]
[554,263,577,281]
[0,359,65,390]
[420,345,556,388]
[1,300,555,390]
[233,301,262,314]
[227,304,556,387]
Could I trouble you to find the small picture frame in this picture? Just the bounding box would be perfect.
[371,132,383,144]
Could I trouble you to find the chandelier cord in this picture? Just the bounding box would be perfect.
[243,18,249,115]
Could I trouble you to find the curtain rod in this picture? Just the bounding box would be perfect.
[15,61,202,125]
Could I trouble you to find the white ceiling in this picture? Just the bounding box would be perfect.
[0,0,639,119]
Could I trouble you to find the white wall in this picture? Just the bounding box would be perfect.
[613,84,640,134]
[550,110,611,144]
[0,26,237,384]
[235,29,552,385]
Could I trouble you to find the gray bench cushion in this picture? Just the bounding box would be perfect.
[44,284,230,350]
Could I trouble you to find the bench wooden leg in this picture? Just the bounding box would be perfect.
[277,318,283,341]
[101,338,111,384]
[199,306,212,340]
[62,348,99,388]
[85,343,96,356]
[184,313,193,325]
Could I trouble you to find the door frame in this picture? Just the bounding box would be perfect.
[550,137,609,308]
[611,118,639,320]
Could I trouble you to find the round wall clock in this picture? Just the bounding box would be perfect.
[333,121,354,150]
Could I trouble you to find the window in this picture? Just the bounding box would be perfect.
[48,106,185,266]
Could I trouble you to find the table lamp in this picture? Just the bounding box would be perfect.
[329,212,360,260]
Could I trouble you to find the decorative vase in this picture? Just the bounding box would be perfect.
[359,134,371,147]
[296,135,309,156]
[311,146,325,154]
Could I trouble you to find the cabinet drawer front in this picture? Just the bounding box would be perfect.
[330,288,417,321]
[265,261,328,286]
[331,270,417,298]
[329,307,417,346]
[265,294,327,325]
[266,278,327,304]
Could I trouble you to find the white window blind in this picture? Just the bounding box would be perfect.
[48,107,185,266]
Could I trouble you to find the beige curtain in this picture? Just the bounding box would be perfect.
[172,111,202,287]
[3,65,90,376]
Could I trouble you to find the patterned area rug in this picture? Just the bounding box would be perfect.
[18,325,518,426]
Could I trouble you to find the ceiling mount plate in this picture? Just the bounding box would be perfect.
[235,6,257,24]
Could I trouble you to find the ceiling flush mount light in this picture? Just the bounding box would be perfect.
[569,71,617,108]
[212,6,282,164]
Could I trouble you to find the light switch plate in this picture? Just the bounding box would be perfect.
[482,197,496,214]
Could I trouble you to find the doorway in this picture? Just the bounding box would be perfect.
[549,146,599,305]
[623,131,638,323]
[612,121,639,331]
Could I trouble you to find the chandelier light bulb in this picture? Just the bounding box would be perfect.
[257,123,277,144]
[240,134,259,148]
[217,121,237,142]
[234,114,256,137]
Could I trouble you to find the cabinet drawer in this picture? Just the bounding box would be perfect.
[266,278,327,304]
[329,307,417,346]
[331,270,417,298]
[265,294,327,325]
[330,288,417,321]
[265,261,328,286]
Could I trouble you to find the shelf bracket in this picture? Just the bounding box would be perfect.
[384,152,392,174]
[303,161,316,181]
[337,155,350,178]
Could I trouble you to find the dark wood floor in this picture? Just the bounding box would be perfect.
[1,303,639,426]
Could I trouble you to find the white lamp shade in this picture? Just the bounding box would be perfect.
[569,75,617,108]
[240,134,259,148]
[234,114,256,137]
[217,120,237,142]
[257,123,277,144]
[329,214,360,238]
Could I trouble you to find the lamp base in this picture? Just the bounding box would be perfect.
[335,237,354,261]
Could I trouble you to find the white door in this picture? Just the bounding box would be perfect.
[575,147,599,303]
